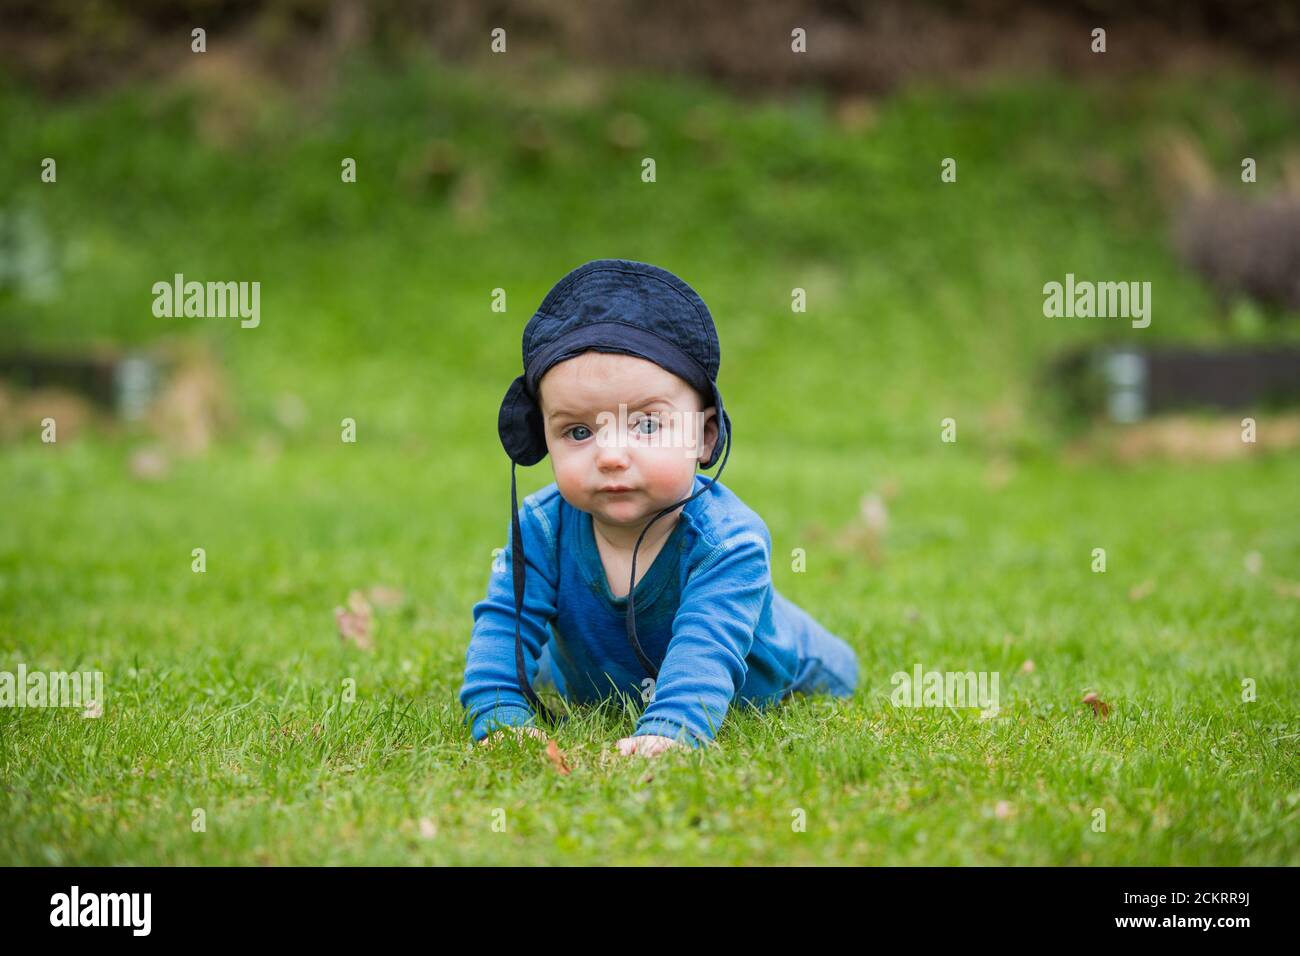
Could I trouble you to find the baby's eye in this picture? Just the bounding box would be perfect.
[633,414,660,435]
[565,424,593,441]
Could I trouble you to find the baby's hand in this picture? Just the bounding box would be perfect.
[478,726,548,748]
[615,734,683,758]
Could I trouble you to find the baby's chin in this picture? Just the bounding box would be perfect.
[585,491,681,527]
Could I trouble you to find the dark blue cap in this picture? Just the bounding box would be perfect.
[495,259,734,731]
[499,258,730,469]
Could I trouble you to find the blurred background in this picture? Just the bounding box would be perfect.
[4,6,1300,433]
[4,1,1300,439]
[2,0,1298,637]
[3,0,1300,644]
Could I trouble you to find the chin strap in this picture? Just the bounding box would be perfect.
[624,424,731,680]
[511,460,558,727]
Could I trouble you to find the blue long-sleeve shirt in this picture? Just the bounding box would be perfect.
[458,475,842,747]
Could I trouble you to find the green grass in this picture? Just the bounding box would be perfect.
[1,54,1298,865]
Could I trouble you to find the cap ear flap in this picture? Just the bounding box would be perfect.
[498,374,548,466]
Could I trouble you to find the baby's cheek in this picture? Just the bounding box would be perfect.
[637,446,697,497]
[551,452,589,501]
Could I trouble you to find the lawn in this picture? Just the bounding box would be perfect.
[1,54,1297,865]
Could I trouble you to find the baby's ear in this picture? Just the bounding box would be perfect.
[697,406,719,464]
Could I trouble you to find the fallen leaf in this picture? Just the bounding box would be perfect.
[860,492,888,534]
[1128,580,1155,602]
[832,488,891,563]
[1082,691,1111,719]
[367,585,405,609]
[334,590,374,650]
[545,739,571,775]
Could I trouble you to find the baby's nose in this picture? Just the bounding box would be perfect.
[594,430,630,467]
[595,443,630,468]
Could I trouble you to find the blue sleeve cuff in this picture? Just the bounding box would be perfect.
[471,703,536,742]
[633,716,708,749]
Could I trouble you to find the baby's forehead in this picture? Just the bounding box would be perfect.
[539,351,691,403]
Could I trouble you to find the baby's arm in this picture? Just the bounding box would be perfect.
[624,526,771,751]
[458,501,559,743]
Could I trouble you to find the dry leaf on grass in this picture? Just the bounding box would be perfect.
[366,585,405,609]
[1128,580,1156,602]
[545,739,571,775]
[832,489,891,564]
[1082,692,1111,719]
[334,590,374,650]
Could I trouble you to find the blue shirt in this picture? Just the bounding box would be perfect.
[459,475,834,747]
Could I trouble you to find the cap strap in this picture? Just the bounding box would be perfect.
[511,461,557,726]
[625,417,733,680]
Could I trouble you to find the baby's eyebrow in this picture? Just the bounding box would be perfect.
[546,396,674,422]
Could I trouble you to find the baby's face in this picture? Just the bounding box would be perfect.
[538,351,718,529]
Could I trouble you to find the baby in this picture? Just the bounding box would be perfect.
[458,259,858,757]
